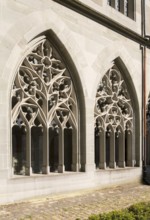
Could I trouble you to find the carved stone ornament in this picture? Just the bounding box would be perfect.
[95,65,133,135]
[11,37,78,175]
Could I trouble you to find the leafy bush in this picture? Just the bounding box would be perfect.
[89,210,134,220]
[128,202,150,220]
[88,202,150,220]
[99,210,135,220]
[88,214,100,220]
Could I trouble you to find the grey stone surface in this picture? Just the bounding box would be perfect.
[0,182,150,220]
[0,0,149,203]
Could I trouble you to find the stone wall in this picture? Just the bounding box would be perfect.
[0,0,148,204]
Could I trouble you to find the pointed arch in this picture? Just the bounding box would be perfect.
[11,30,86,175]
[94,58,140,169]
[115,57,140,166]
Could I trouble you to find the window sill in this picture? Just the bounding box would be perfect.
[10,171,84,180]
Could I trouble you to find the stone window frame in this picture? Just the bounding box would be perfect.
[11,30,86,176]
[94,60,140,169]
[107,0,135,20]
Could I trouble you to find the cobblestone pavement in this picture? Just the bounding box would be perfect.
[0,182,150,220]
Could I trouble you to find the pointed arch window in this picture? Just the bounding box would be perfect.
[94,64,134,169]
[11,36,79,175]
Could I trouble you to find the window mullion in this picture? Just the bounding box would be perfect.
[116,0,120,11]
[42,127,49,174]
[71,128,78,171]
[58,127,65,173]
[109,129,116,168]
[124,0,128,16]
[25,127,32,175]
[99,128,106,169]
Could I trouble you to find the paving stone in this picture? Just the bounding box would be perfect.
[0,183,150,220]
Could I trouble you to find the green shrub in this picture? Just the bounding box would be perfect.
[128,202,150,220]
[88,202,150,220]
[99,210,135,220]
[88,210,135,220]
[88,214,100,220]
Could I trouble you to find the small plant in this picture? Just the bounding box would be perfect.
[88,202,150,220]
[89,210,134,220]
[88,214,100,220]
[99,210,135,220]
[128,202,150,220]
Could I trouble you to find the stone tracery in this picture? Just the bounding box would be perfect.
[11,38,78,175]
[94,65,134,169]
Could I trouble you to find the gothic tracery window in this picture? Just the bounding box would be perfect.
[11,36,79,175]
[94,65,134,169]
